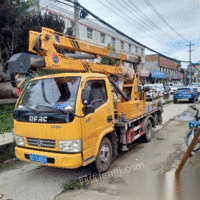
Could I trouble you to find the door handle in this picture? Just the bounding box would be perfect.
[107,115,113,122]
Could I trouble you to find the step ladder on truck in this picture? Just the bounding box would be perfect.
[8,27,163,172]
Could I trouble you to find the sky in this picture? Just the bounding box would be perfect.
[77,0,200,68]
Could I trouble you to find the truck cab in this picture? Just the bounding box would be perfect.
[14,73,115,170]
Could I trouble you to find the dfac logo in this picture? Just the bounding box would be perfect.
[29,116,48,123]
[53,54,59,64]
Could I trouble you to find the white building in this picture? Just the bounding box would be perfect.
[39,0,145,70]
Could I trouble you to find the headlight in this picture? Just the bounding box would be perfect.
[59,139,82,152]
[15,135,25,146]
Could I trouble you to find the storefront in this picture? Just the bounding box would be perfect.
[178,72,183,83]
[163,72,171,84]
[138,68,150,84]
[150,70,164,83]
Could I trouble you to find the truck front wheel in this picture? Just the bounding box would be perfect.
[94,137,112,173]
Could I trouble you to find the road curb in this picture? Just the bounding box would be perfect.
[0,131,15,146]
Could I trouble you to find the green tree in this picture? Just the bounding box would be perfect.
[0,0,65,71]
[0,0,32,67]
[100,43,116,66]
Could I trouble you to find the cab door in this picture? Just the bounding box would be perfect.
[81,78,114,162]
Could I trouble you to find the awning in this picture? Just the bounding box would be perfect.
[151,70,164,79]
[164,72,171,79]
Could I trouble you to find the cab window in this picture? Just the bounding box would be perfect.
[84,80,107,110]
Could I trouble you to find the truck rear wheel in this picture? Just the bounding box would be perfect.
[94,137,112,173]
[143,119,152,142]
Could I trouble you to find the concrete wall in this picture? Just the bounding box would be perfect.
[144,60,159,71]
[0,82,16,99]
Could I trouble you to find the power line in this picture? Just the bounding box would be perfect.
[99,0,168,43]
[144,0,190,42]
[52,0,189,63]
[112,0,171,42]
[123,0,177,41]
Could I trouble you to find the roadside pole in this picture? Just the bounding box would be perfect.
[175,128,200,176]
[74,0,80,40]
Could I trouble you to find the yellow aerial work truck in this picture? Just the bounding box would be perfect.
[8,27,163,172]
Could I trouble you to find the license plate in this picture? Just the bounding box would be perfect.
[29,154,47,164]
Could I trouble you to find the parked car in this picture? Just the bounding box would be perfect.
[153,84,165,97]
[166,83,174,88]
[144,84,159,101]
[192,83,200,94]
[170,84,183,95]
[173,87,198,103]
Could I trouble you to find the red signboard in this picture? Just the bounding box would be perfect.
[138,69,150,77]
[178,73,183,79]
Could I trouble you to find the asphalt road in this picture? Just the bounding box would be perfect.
[0,99,197,200]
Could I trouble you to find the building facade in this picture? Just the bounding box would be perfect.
[187,64,199,84]
[144,54,183,84]
[39,0,145,71]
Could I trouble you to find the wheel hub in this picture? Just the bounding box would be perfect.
[99,145,110,164]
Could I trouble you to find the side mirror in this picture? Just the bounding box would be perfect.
[81,88,90,105]
[82,105,95,115]
[82,88,95,115]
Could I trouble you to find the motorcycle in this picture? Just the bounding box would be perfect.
[163,87,170,99]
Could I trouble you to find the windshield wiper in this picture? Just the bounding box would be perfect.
[36,105,86,118]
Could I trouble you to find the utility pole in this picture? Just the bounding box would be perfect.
[74,0,80,39]
[187,42,194,84]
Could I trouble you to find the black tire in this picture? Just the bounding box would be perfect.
[94,137,112,173]
[154,113,158,125]
[173,99,177,104]
[143,119,152,142]
[190,98,195,103]
[158,113,162,124]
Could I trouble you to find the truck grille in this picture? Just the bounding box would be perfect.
[27,138,56,148]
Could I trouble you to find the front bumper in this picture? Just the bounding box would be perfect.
[15,146,83,169]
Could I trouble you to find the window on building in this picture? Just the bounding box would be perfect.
[111,37,115,47]
[129,44,131,52]
[100,33,105,43]
[87,28,93,39]
[121,41,124,50]
[141,49,144,56]
[135,46,138,54]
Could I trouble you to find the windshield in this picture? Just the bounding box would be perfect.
[18,76,80,112]
[177,88,190,92]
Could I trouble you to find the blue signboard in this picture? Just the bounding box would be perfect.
[151,70,164,79]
